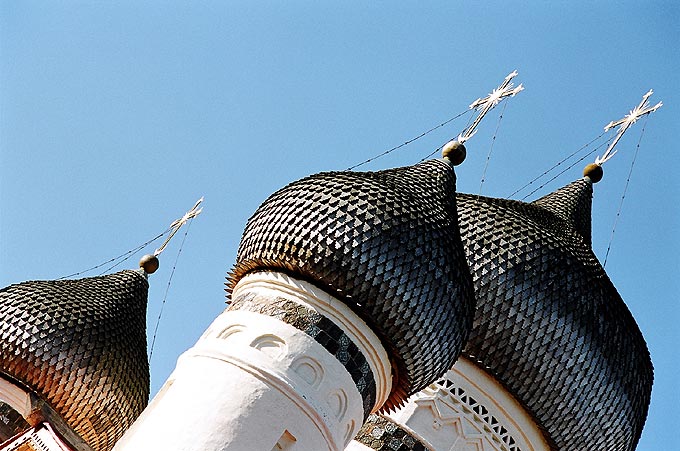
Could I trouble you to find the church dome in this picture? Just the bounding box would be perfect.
[0,269,150,451]
[229,159,475,409]
[457,178,653,451]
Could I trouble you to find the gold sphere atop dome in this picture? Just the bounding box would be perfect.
[441,140,466,166]
[583,163,603,183]
[139,254,159,274]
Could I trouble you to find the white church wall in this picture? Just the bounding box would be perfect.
[114,272,392,451]
[382,357,550,451]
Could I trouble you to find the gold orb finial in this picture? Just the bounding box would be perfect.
[442,140,466,166]
[583,163,603,183]
[139,254,159,274]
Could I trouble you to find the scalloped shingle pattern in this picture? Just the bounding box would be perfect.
[229,160,475,409]
[457,179,653,451]
[0,270,150,451]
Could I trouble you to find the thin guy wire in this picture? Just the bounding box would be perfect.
[419,146,442,162]
[419,101,511,163]
[149,219,193,363]
[57,230,169,280]
[603,117,648,268]
[99,238,160,275]
[508,131,610,199]
[479,101,508,194]
[346,109,470,170]
[461,107,475,132]
[520,137,613,201]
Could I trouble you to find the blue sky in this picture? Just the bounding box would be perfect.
[1,2,678,449]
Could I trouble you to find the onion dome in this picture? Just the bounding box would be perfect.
[457,178,653,451]
[0,269,150,451]
[228,159,475,409]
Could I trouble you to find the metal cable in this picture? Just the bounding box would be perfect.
[149,218,194,362]
[479,101,508,194]
[603,117,648,267]
[346,109,470,170]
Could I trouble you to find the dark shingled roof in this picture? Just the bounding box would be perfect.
[0,270,150,451]
[228,159,475,409]
[457,179,653,451]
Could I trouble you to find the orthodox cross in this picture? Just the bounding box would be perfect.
[154,197,204,256]
[596,90,663,165]
[457,70,524,144]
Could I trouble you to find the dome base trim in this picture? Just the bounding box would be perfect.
[0,375,93,451]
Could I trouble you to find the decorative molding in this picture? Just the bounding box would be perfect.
[0,377,31,417]
[185,311,347,450]
[2,423,72,451]
[0,376,92,451]
[229,284,377,418]
[327,390,348,420]
[231,271,392,411]
[271,430,297,451]
[144,311,342,451]
[251,334,287,360]
[385,357,550,451]
[343,419,356,445]
[216,324,245,340]
[291,356,324,388]
[447,358,550,451]
[116,271,392,451]
[424,379,522,451]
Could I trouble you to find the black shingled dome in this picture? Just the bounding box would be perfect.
[0,270,150,451]
[229,159,475,409]
[457,179,653,451]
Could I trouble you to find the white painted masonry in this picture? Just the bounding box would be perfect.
[368,356,551,451]
[3,424,72,451]
[0,377,31,419]
[114,272,392,451]
[344,440,374,451]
